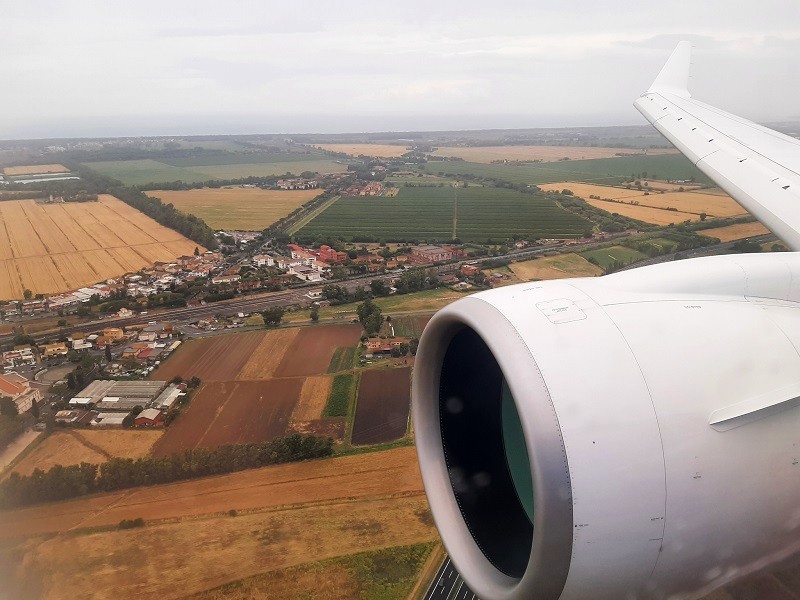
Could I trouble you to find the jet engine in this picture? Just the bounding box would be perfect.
[413,252,800,599]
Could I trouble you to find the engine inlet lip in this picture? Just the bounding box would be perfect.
[413,296,574,600]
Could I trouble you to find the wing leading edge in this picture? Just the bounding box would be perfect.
[634,43,800,250]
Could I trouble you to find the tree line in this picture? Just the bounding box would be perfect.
[0,434,333,509]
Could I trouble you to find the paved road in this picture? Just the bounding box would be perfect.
[425,557,479,600]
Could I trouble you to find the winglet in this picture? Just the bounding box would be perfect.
[647,41,692,98]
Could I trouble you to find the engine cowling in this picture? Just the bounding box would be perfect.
[413,252,800,600]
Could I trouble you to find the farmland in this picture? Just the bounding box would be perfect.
[352,368,411,445]
[151,379,302,456]
[145,188,321,230]
[192,543,434,600]
[582,198,700,225]
[3,163,69,175]
[390,315,430,338]
[313,143,411,158]
[84,154,346,186]
[8,430,162,477]
[297,185,592,242]
[150,325,362,454]
[430,145,676,163]
[580,245,649,270]
[699,221,772,242]
[540,182,747,219]
[0,194,201,299]
[425,153,713,186]
[509,253,604,281]
[0,447,437,600]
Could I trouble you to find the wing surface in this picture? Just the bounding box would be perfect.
[634,42,800,249]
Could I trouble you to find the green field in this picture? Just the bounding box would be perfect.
[425,153,712,186]
[323,372,359,417]
[390,316,428,338]
[297,186,592,242]
[580,245,648,270]
[84,159,210,185]
[84,156,346,185]
[328,346,359,373]
[182,160,345,179]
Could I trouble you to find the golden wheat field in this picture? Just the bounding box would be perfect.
[145,188,321,230]
[2,164,69,176]
[699,222,772,242]
[540,181,748,224]
[430,146,677,163]
[0,194,202,299]
[313,144,411,158]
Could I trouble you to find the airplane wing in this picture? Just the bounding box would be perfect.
[634,41,800,250]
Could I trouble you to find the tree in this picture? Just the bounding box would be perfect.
[699,212,707,222]
[356,299,383,335]
[398,342,409,356]
[67,371,77,390]
[188,376,202,388]
[409,338,419,355]
[122,413,135,428]
[310,306,319,322]
[0,397,18,417]
[370,279,390,297]
[30,397,39,419]
[104,344,112,362]
[262,306,285,326]
[23,289,32,300]
[57,319,67,327]
[194,246,200,256]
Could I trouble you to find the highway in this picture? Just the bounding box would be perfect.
[425,557,479,600]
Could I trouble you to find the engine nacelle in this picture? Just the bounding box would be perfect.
[413,252,800,600]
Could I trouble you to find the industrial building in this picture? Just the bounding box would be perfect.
[70,380,167,411]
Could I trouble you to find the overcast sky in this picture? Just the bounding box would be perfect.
[2,0,799,139]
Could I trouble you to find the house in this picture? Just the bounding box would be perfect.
[211,274,241,285]
[317,245,347,264]
[0,373,42,413]
[103,327,124,341]
[410,245,453,264]
[41,342,69,357]
[135,408,165,427]
[2,347,36,369]
[253,254,275,267]
[364,338,405,354]
[461,265,481,276]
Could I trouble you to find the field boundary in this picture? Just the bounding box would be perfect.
[286,194,341,235]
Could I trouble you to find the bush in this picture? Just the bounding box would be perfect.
[119,518,145,529]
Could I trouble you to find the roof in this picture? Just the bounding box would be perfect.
[0,375,26,396]
[136,408,163,421]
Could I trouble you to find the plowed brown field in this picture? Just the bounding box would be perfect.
[151,379,302,456]
[351,368,411,445]
[151,330,267,382]
[0,195,201,298]
[151,325,362,453]
[275,324,362,377]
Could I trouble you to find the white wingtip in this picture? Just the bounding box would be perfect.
[648,41,692,98]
